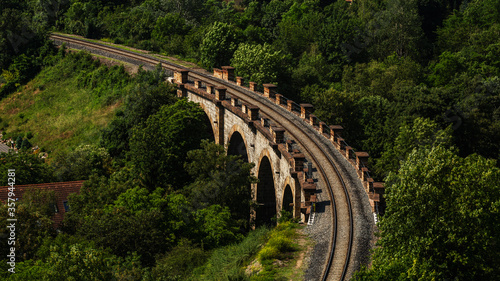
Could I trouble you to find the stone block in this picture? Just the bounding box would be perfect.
[215,87,226,101]
[300,104,313,119]
[263,83,277,99]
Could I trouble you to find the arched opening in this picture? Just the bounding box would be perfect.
[282,184,293,215]
[201,110,215,143]
[227,130,251,229]
[227,131,248,162]
[256,156,277,227]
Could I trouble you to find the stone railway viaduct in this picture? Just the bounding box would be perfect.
[181,73,303,225]
[173,67,385,225]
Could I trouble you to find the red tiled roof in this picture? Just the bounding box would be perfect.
[0,181,84,228]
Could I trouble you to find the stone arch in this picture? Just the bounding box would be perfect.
[227,125,249,163]
[255,151,277,227]
[282,177,294,216]
[198,103,216,142]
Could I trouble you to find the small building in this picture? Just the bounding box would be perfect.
[0,181,84,228]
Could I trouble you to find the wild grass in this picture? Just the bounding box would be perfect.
[192,227,270,281]
[190,222,311,281]
[0,51,132,157]
[250,222,309,281]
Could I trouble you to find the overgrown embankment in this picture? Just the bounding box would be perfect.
[190,221,312,281]
[0,50,136,156]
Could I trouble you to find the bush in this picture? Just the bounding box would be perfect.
[258,246,281,262]
[196,227,269,281]
[200,22,239,69]
[257,222,298,263]
[268,235,295,253]
[151,240,208,281]
[15,136,23,149]
[20,138,32,150]
[52,144,112,181]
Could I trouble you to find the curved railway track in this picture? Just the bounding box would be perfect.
[50,33,360,281]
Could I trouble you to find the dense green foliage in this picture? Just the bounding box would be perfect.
[0,189,57,262]
[0,0,58,98]
[354,147,500,280]
[1,0,500,279]
[130,99,213,189]
[0,152,55,185]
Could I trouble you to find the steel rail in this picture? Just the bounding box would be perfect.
[49,33,354,281]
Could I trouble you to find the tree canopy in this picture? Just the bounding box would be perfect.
[355,146,500,280]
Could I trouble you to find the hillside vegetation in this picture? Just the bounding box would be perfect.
[0,50,131,155]
[0,0,499,280]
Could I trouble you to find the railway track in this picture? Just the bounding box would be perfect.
[50,33,361,281]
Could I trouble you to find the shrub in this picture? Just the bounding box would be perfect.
[151,240,208,281]
[21,138,32,150]
[257,222,298,263]
[15,136,23,149]
[258,246,281,262]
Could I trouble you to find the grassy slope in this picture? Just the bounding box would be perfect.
[0,54,126,157]
[250,222,313,281]
[193,222,313,281]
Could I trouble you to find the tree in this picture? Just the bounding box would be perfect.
[130,99,212,189]
[342,55,423,99]
[64,173,190,266]
[199,21,239,69]
[376,117,453,176]
[307,87,361,140]
[292,48,333,92]
[76,205,171,266]
[367,0,425,60]
[436,0,500,53]
[0,189,56,262]
[317,0,366,68]
[231,43,290,85]
[356,95,394,160]
[260,0,294,41]
[62,1,103,38]
[3,235,143,281]
[100,67,176,158]
[355,146,500,280]
[15,136,23,149]
[52,144,112,181]
[193,205,242,249]
[184,140,256,228]
[152,13,190,55]
[452,76,500,160]
[0,152,55,185]
[274,0,323,59]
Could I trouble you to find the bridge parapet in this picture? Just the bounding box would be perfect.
[221,66,235,81]
[215,87,226,101]
[300,104,314,119]
[236,76,244,86]
[174,68,189,84]
[263,84,277,99]
[249,82,257,92]
[214,66,236,82]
